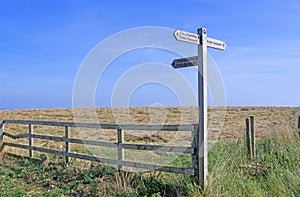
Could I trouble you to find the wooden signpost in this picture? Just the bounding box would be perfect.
[173,28,226,188]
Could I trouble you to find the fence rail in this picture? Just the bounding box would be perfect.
[4,120,193,131]
[0,120,196,176]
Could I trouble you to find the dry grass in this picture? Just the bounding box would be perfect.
[0,106,298,137]
[0,106,298,158]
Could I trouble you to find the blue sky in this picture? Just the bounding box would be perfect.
[1,0,300,109]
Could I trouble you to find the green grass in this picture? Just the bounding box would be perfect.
[205,129,300,197]
[1,129,299,196]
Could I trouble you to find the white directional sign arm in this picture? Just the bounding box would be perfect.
[174,30,200,45]
[173,29,226,50]
[206,37,226,50]
[171,56,199,69]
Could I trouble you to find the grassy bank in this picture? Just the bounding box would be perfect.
[1,128,299,196]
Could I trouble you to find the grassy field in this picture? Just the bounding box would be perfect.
[0,107,299,196]
[0,106,298,139]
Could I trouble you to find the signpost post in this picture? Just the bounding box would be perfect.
[197,28,208,188]
[173,27,226,188]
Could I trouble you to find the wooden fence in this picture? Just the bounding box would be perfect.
[0,120,198,176]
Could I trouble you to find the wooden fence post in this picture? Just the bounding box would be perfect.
[245,118,252,159]
[298,115,300,138]
[250,116,256,158]
[29,124,33,158]
[65,126,70,164]
[117,129,124,171]
[192,124,198,180]
[0,121,4,151]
